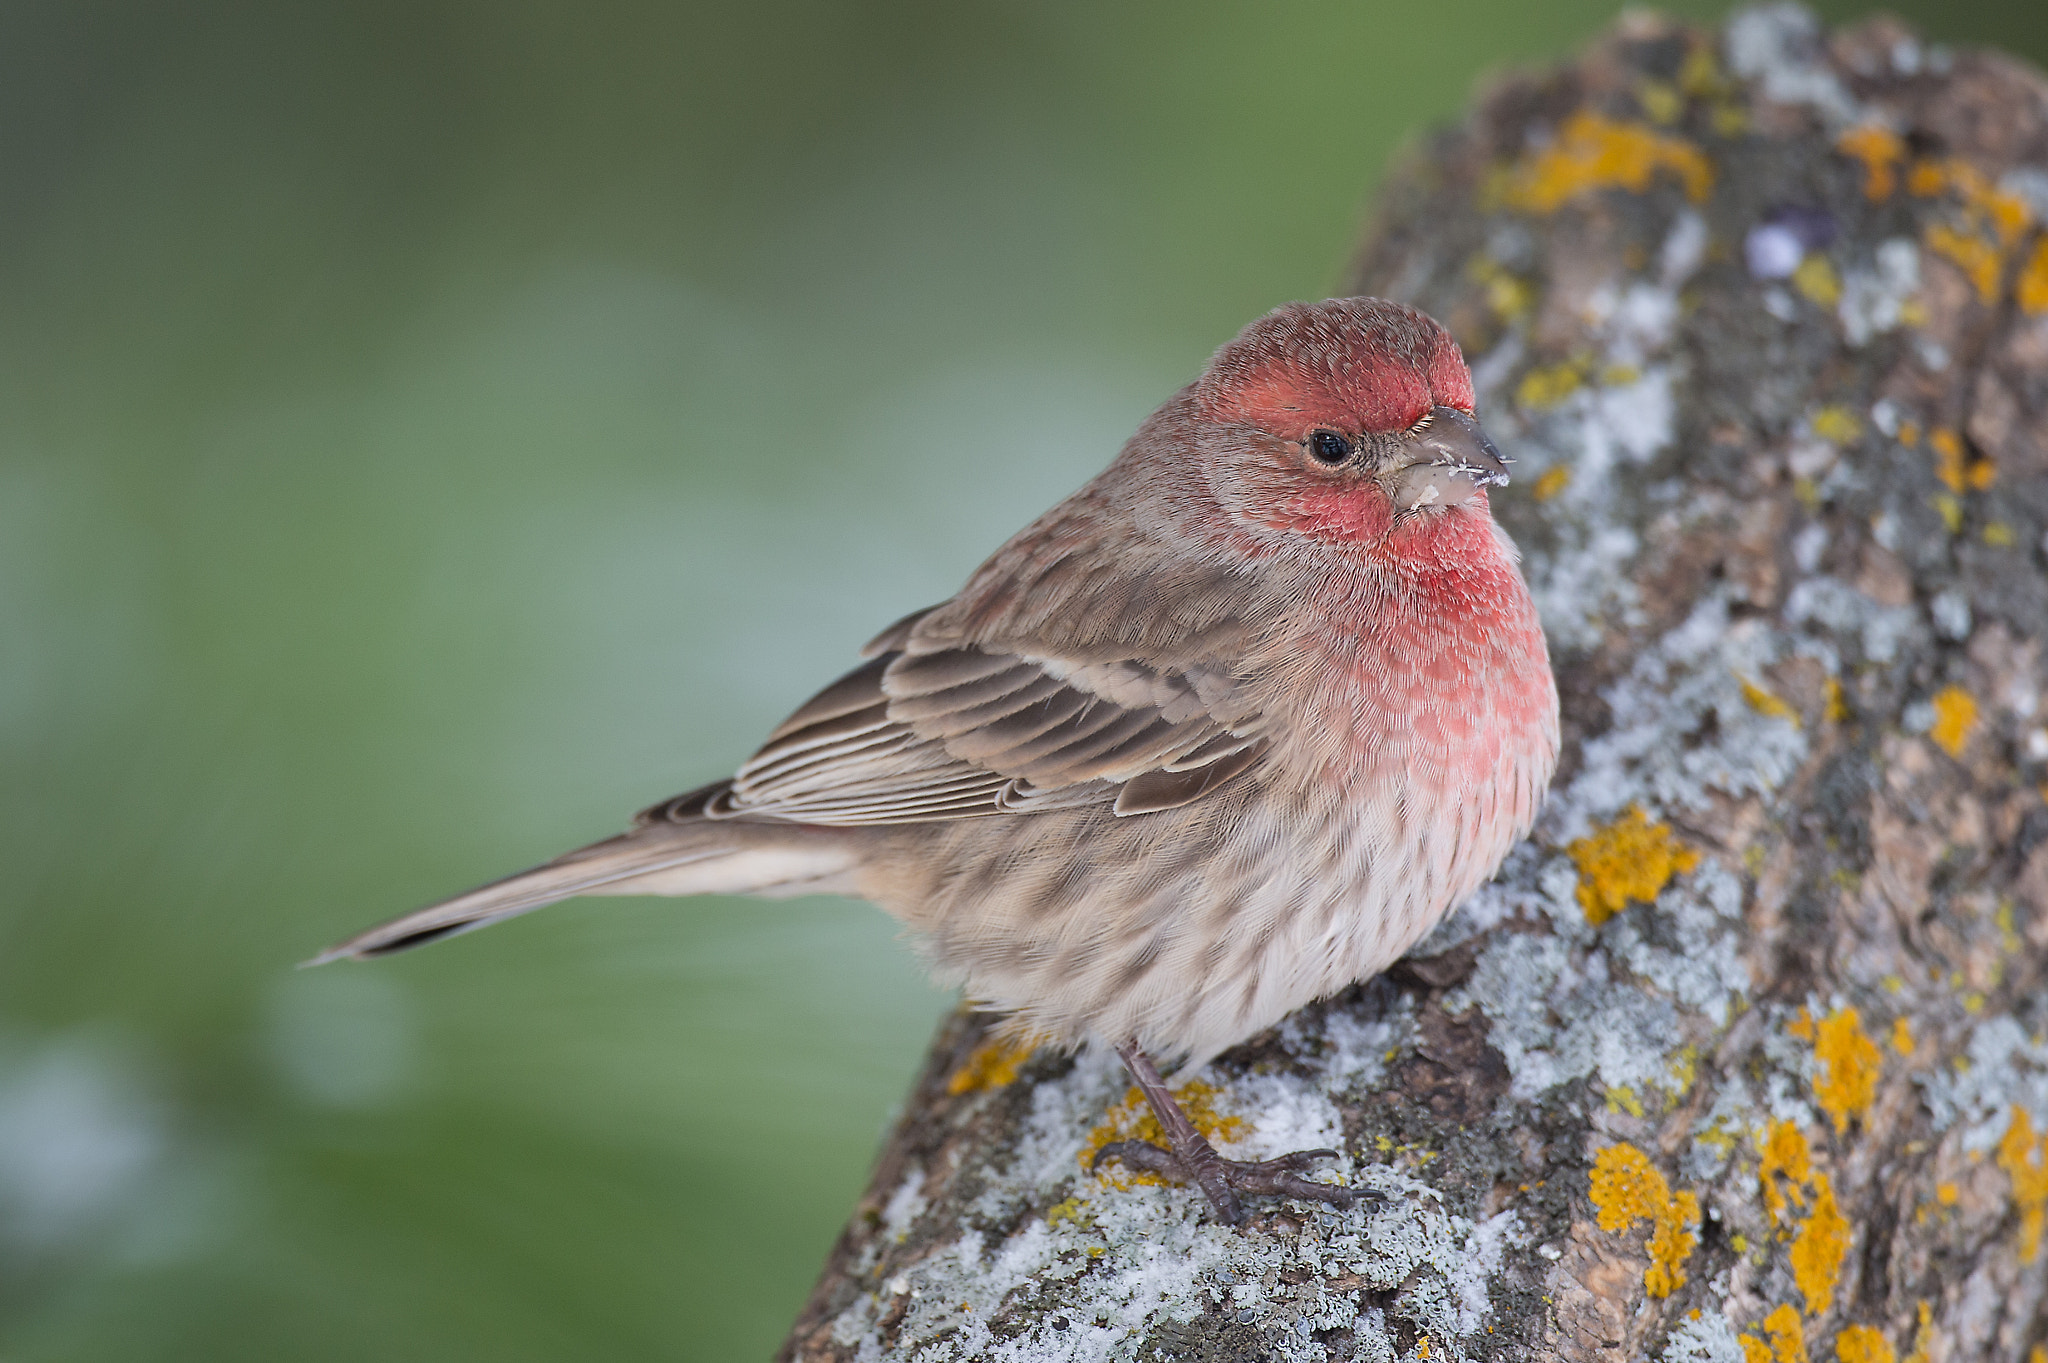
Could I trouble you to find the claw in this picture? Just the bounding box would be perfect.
[1090,1139,1182,1176]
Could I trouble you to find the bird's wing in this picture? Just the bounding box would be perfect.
[655,614,1270,828]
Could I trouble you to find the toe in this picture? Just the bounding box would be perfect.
[1090,1140,1186,1178]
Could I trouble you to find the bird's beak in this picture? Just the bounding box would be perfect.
[1384,406,1512,511]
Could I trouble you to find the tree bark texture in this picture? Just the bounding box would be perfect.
[780,8,2048,1360]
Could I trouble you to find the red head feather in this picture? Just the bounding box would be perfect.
[1193,298,1474,441]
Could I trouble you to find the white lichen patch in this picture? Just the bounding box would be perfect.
[1472,212,1701,655]
[1783,575,1925,664]
[1606,861,1750,1026]
[1568,592,1812,827]
[1838,238,1922,346]
[825,1169,1520,1363]
[1685,1083,1761,1183]
[1725,3,1863,128]
[1282,996,1411,1092]
[1757,1013,1823,1126]
[881,1165,929,1241]
[829,1034,1523,1362]
[1659,1307,1749,1363]
[1916,1016,2048,1152]
[1448,928,1686,1103]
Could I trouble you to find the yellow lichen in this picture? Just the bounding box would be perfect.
[1836,125,1907,201]
[1984,522,2017,548]
[1532,465,1572,501]
[1044,1196,1091,1230]
[1835,1324,1895,1363]
[1926,221,2005,302]
[1485,273,1532,320]
[1605,1084,1645,1118]
[1982,197,2031,252]
[1997,1105,2048,1263]
[1910,156,2039,305]
[1677,44,1726,98]
[1808,1007,1882,1135]
[1753,1096,1851,1309]
[1668,1044,1700,1097]
[1907,159,1949,197]
[1929,426,1994,492]
[1465,254,1534,321]
[1517,361,1585,411]
[1502,111,1713,214]
[1891,1018,1915,1057]
[1930,430,1965,492]
[2021,237,2048,315]
[1896,420,1921,448]
[1587,1142,1700,1298]
[1791,1172,1851,1316]
[1744,678,1802,726]
[1825,678,1848,724]
[1637,79,1682,125]
[1567,805,1699,926]
[1696,1115,1742,1165]
[1932,494,1963,535]
[1909,159,2033,242]
[1811,405,1863,445]
[1794,255,1842,307]
[946,1033,1038,1095]
[1928,686,1978,759]
[1760,1118,1814,1230]
[1935,1181,1958,1206]
[1081,1079,1245,1183]
[1744,1304,1809,1363]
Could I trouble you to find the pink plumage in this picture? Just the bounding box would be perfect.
[319,297,1560,1223]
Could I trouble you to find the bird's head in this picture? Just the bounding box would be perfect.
[1187,298,1508,553]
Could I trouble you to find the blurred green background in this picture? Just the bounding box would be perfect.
[3,2,2043,1358]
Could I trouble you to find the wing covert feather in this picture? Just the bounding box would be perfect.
[699,522,1281,826]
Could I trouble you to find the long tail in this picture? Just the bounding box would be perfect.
[307,791,857,965]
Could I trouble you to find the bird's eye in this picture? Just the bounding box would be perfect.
[1307,430,1354,465]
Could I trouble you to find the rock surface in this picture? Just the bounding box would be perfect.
[780,8,2048,1360]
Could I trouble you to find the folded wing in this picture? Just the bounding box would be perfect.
[652,617,1269,828]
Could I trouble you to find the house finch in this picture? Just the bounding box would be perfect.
[316,297,1559,1224]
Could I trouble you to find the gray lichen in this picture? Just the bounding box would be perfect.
[824,1038,1518,1363]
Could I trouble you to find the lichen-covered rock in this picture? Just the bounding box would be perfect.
[781,8,2048,1360]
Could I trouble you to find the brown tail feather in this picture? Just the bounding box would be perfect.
[307,821,749,965]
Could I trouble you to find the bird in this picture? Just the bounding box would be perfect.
[314,296,1560,1225]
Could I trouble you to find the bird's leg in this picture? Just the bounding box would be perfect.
[1091,1042,1360,1225]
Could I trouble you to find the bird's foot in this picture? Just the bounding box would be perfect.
[1105,1041,1373,1224]
[1091,1139,1362,1222]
